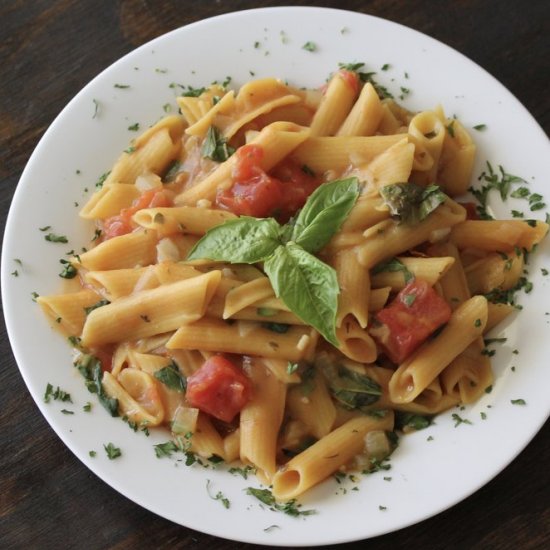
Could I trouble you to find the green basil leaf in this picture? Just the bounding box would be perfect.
[320,360,381,409]
[380,183,446,225]
[201,125,235,162]
[264,242,339,346]
[187,217,282,263]
[154,361,187,392]
[290,178,360,253]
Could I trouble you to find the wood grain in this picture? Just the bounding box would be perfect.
[1,1,548,549]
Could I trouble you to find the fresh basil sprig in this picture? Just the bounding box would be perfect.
[380,183,446,225]
[187,178,360,345]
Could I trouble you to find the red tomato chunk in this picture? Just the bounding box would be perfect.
[185,356,252,423]
[102,188,172,240]
[216,144,320,221]
[370,279,452,364]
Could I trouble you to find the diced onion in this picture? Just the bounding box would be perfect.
[156,237,180,263]
[135,172,162,192]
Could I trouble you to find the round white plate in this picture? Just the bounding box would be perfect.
[2,7,549,546]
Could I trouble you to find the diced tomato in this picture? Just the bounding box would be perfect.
[271,160,321,221]
[216,144,320,220]
[370,279,452,364]
[185,356,252,423]
[91,346,114,372]
[101,189,172,240]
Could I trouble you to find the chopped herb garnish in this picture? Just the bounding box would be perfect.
[114,83,130,89]
[302,41,317,52]
[44,383,72,403]
[89,450,96,457]
[381,63,391,71]
[104,442,122,459]
[403,293,416,307]
[451,413,472,427]
[201,126,235,162]
[124,146,136,154]
[379,505,387,511]
[60,409,74,415]
[480,412,487,420]
[45,233,68,243]
[128,122,140,131]
[39,225,51,232]
[95,171,110,189]
[395,412,431,431]
[264,322,290,334]
[473,124,487,131]
[181,85,206,97]
[84,299,110,315]
[83,402,92,412]
[154,361,187,392]
[446,120,455,137]
[372,257,414,283]
[74,354,119,416]
[154,440,179,458]
[245,487,316,516]
[511,398,526,405]
[59,259,77,279]
[286,362,299,375]
[229,465,256,479]
[206,480,230,509]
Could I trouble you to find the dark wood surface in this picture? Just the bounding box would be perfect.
[1,1,548,548]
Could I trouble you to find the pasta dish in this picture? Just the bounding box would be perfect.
[37,67,548,501]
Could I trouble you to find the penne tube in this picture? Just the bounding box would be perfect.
[357,200,467,269]
[77,230,158,271]
[287,374,336,439]
[336,315,378,363]
[80,183,140,220]
[389,295,488,403]
[450,220,549,252]
[291,135,404,175]
[336,82,383,137]
[240,359,286,478]
[271,413,393,500]
[334,248,370,328]
[464,250,524,295]
[371,256,455,291]
[485,302,516,332]
[81,270,221,346]
[84,265,159,300]
[133,206,236,236]
[37,289,103,336]
[309,70,359,136]
[223,277,274,319]
[409,110,446,185]
[191,414,226,459]
[103,370,164,426]
[166,318,318,362]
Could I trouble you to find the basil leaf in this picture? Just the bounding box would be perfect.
[380,183,446,225]
[154,362,187,392]
[264,242,339,346]
[290,178,360,253]
[187,217,282,263]
[320,361,381,409]
[202,126,235,162]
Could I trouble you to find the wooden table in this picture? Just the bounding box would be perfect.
[1,1,548,548]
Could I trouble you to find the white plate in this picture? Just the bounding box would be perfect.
[2,7,549,546]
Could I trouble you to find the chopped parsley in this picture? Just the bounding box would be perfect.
[44,383,72,403]
[451,413,472,427]
[201,125,235,162]
[59,259,77,279]
[114,83,130,89]
[302,41,317,52]
[206,480,230,509]
[45,233,68,243]
[84,299,110,315]
[372,257,414,283]
[286,362,299,375]
[89,450,97,457]
[380,183,446,225]
[83,402,92,412]
[128,122,140,131]
[245,487,316,516]
[229,465,256,479]
[104,442,122,459]
[473,124,487,131]
[511,398,526,405]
